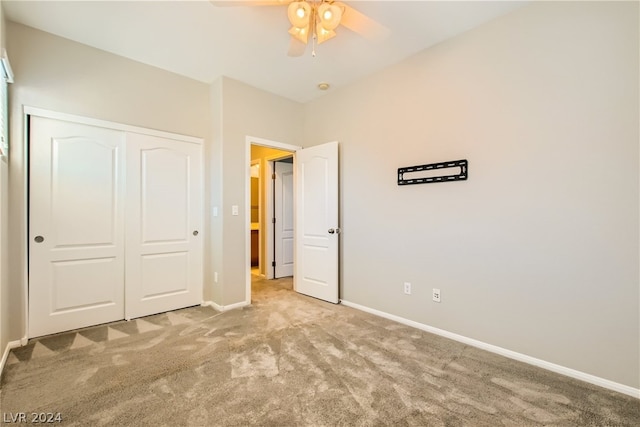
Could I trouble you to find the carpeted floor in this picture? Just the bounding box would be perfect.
[1,275,638,426]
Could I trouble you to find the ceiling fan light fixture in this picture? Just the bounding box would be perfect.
[288,1,311,29]
[317,3,342,31]
[316,27,336,44]
[288,26,310,44]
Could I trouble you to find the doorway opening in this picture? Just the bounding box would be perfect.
[250,159,260,276]
[272,156,294,279]
[245,137,301,304]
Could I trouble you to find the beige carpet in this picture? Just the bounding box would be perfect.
[1,275,638,426]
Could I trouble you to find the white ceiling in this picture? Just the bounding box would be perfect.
[3,1,526,103]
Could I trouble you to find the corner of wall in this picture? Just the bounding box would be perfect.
[208,77,224,305]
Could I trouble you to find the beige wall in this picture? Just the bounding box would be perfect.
[5,22,210,342]
[207,79,223,303]
[304,1,639,388]
[210,76,303,306]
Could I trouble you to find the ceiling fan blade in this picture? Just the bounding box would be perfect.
[335,2,390,42]
[287,36,307,57]
[209,0,291,7]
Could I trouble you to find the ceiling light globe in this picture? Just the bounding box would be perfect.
[288,25,310,44]
[317,3,342,31]
[288,1,312,28]
[316,28,336,44]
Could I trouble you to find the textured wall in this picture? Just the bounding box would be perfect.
[210,77,303,306]
[304,1,639,388]
[6,22,210,342]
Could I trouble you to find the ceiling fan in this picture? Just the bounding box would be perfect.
[211,0,389,57]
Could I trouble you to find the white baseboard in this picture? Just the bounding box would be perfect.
[340,299,639,399]
[0,339,24,378]
[202,300,250,313]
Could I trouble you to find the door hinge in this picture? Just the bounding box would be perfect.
[272,218,276,224]
[272,261,276,267]
[272,173,276,180]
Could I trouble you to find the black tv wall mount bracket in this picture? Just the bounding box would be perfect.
[397,159,468,186]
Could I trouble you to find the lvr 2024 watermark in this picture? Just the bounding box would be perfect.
[2,413,62,424]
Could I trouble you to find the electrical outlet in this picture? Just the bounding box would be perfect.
[432,288,441,303]
[404,282,411,295]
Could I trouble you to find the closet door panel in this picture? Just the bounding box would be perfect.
[141,148,190,243]
[29,117,126,338]
[125,133,202,319]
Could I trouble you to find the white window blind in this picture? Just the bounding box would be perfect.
[1,49,13,158]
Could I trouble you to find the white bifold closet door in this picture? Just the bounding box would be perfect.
[29,116,202,338]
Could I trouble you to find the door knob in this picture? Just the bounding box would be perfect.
[34,235,44,243]
[328,229,334,234]
[193,230,199,236]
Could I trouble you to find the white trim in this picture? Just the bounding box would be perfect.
[245,140,252,306]
[248,136,302,152]
[202,300,250,313]
[265,160,275,280]
[22,112,29,341]
[201,301,221,311]
[0,339,23,377]
[250,159,261,274]
[24,107,203,145]
[340,299,640,399]
[245,136,301,306]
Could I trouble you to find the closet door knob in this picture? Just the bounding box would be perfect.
[193,230,199,236]
[34,235,45,243]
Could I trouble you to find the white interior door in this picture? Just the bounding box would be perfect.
[125,133,203,319]
[295,141,339,303]
[29,117,126,338]
[275,160,294,278]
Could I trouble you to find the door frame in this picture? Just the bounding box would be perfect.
[265,153,294,280]
[249,158,261,273]
[24,107,204,339]
[244,136,300,304]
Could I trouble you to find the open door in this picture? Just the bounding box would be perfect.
[295,141,339,303]
[274,159,294,278]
